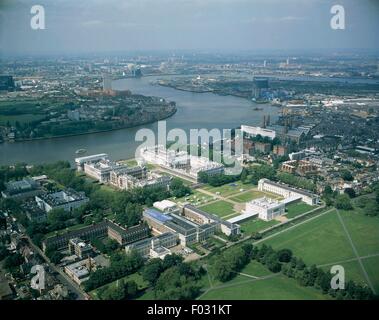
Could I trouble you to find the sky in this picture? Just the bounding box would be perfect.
[0,0,378,55]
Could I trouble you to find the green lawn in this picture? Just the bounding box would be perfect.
[172,190,214,206]
[200,274,330,300]
[229,190,267,203]
[240,218,280,235]
[202,181,254,197]
[239,260,273,278]
[90,272,149,300]
[320,260,367,286]
[338,210,379,257]
[363,256,379,294]
[198,200,236,218]
[263,210,355,266]
[285,202,314,219]
[262,208,379,294]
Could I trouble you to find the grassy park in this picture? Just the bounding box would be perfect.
[200,260,330,300]
[262,208,379,292]
[198,200,236,218]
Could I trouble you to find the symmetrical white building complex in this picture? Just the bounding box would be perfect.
[139,145,224,181]
[258,178,319,205]
[75,153,172,191]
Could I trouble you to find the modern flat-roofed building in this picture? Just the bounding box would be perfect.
[245,197,285,221]
[165,213,199,246]
[258,178,319,205]
[1,178,42,199]
[182,205,241,237]
[153,200,178,213]
[68,238,94,259]
[35,189,89,213]
[125,232,178,258]
[143,208,174,234]
[64,260,91,285]
[143,208,219,246]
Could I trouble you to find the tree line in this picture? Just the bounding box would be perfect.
[211,242,374,300]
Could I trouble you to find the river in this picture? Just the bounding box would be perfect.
[0,76,280,165]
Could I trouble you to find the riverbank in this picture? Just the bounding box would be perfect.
[156,82,252,100]
[3,108,177,143]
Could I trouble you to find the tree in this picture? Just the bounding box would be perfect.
[142,259,163,286]
[170,179,191,198]
[0,245,8,261]
[341,170,354,182]
[48,251,63,264]
[335,194,353,210]
[3,253,24,270]
[240,168,248,183]
[154,265,201,300]
[124,280,138,299]
[323,185,333,197]
[162,254,183,270]
[213,257,233,282]
[277,249,293,263]
[344,188,356,198]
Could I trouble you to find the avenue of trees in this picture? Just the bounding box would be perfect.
[211,243,374,300]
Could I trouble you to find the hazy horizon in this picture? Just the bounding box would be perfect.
[1,0,379,56]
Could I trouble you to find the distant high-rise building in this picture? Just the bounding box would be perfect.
[0,75,15,91]
[102,74,112,91]
[132,67,142,78]
[262,115,266,128]
[263,60,267,68]
[252,77,269,99]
